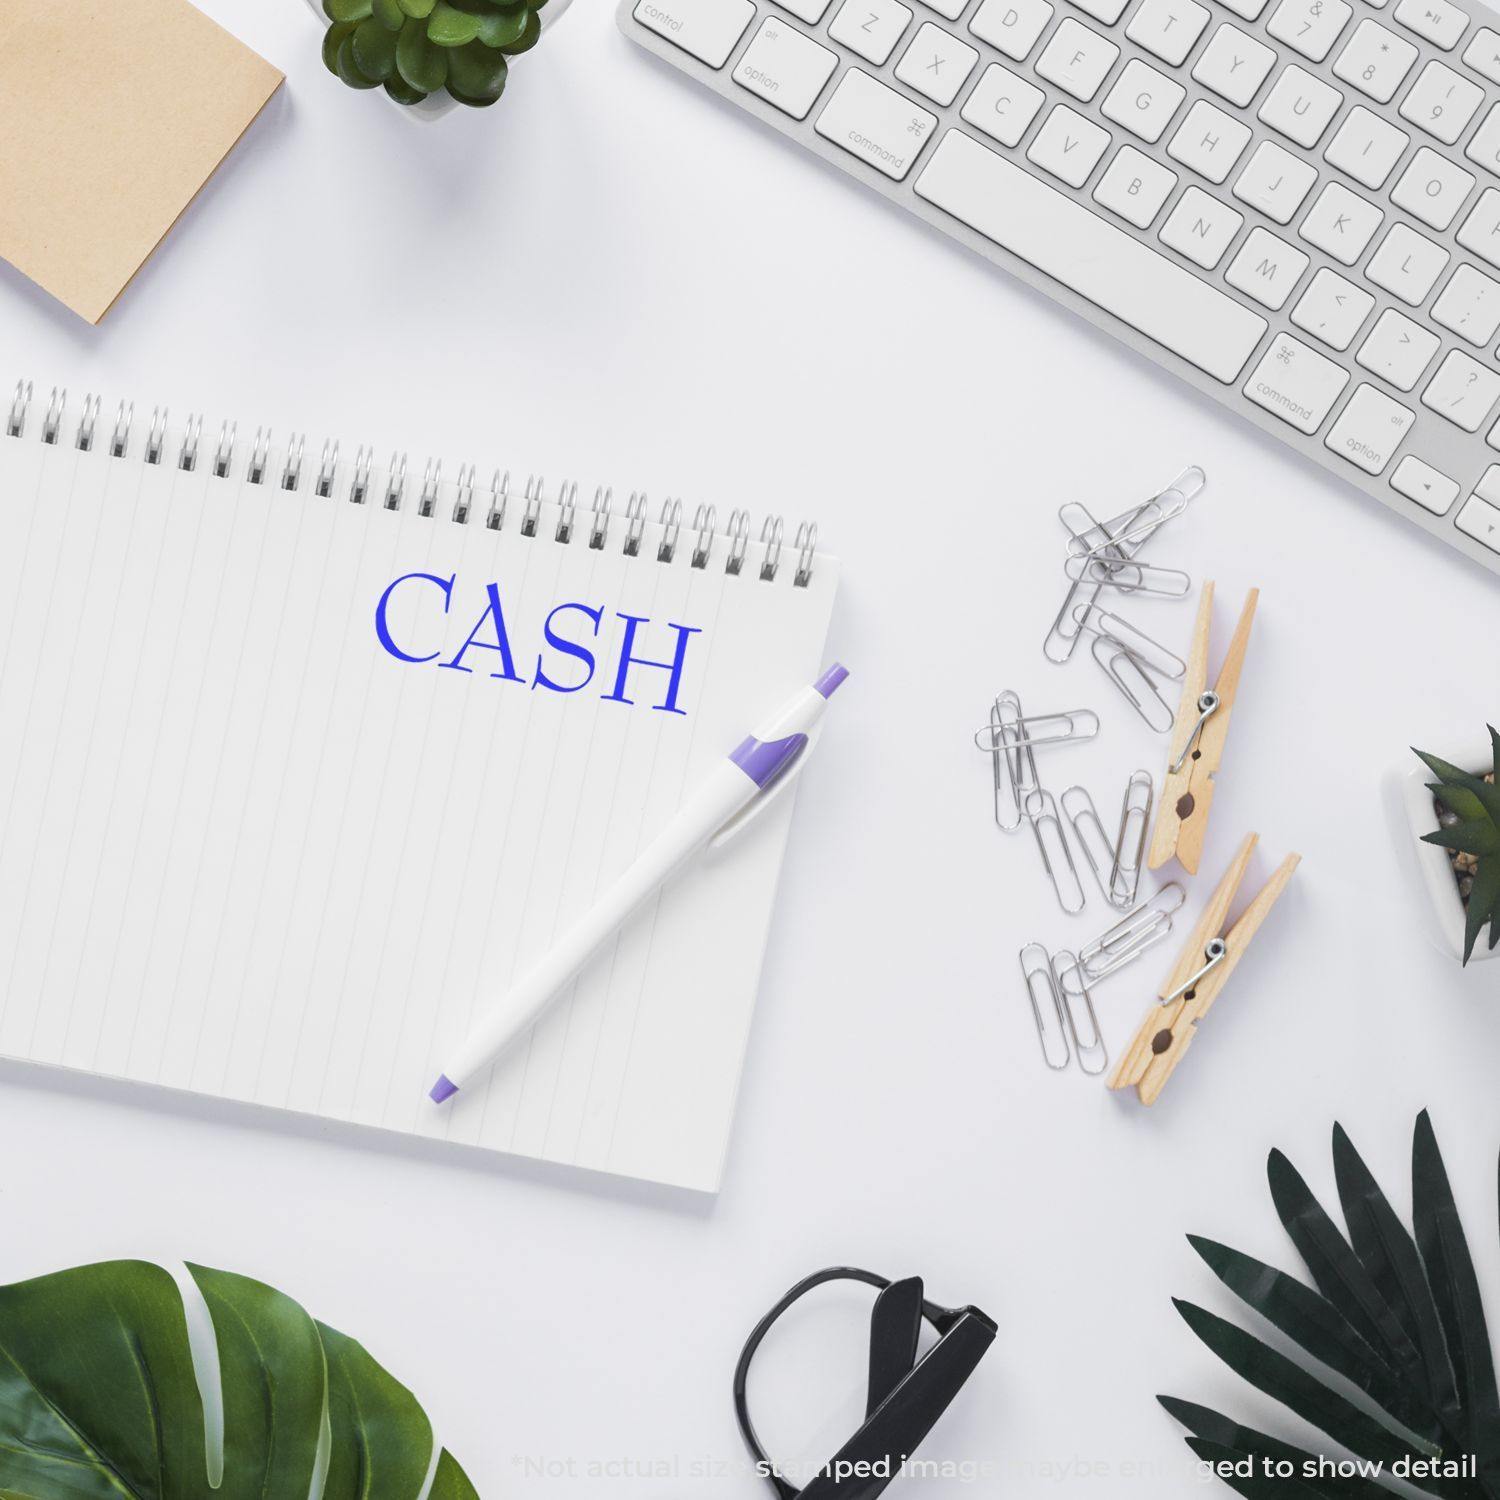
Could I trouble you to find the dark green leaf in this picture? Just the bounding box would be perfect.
[1162,1398,1392,1499]
[319,1324,433,1500]
[336,33,383,86]
[1431,786,1492,823]
[384,75,430,103]
[326,0,375,20]
[428,0,487,42]
[1491,725,1500,785]
[1333,1124,1462,1440]
[322,19,359,71]
[1414,750,1490,796]
[1412,1112,1500,1492]
[1185,1436,1334,1499]
[430,1450,483,1499]
[1464,859,1500,966]
[0,1261,207,1500]
[352,17,400,77]
[373,0,406,26]
[476,5,530,44]
[1174,1300,1435,1476]
[397,18,449,89]
[1188,1236,1438,1443]
[446,40,508,99]
[398,0,439,14]
[496,9,541,52]
[1422,823,1500,856]
[1269,1149,1428,1391]
[186,1265,324,1500]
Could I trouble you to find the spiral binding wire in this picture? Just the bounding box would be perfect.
[1,383,820,585]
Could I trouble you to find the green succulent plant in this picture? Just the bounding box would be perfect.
[1414,725,1500,965]
[1164,1113,1500,1499]
[321,0,545,109]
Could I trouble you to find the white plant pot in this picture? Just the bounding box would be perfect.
[1396,736,1498,963]
[304,0,570,121]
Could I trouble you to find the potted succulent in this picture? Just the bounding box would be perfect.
[314,0,564,117]
[1399,726,1500,966]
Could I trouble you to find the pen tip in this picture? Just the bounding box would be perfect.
[429,1074,459,1104]
[814,663,849,698]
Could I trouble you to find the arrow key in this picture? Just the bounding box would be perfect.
[1456,493,1500,553]
[1391,454,1460,514]
[1291,266,1375,351]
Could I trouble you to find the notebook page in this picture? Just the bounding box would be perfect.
[0,436,837,1192]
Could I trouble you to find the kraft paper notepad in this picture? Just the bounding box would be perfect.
[0,1,283,324]
[0,384,838,1191]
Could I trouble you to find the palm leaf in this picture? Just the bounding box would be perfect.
[1188,1236,1438,1442]
[1269,1149,1428,1389]
[1185,1436,1332,1499]
[1161,1397,1394,1498]
[1333,1125,1462,1441]
[1412,1113,1500,1495]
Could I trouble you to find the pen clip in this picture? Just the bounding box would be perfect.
[708,727,820,849]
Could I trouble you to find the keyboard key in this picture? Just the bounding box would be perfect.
[1102,59,1187,141]
[1399,60,1481,143]
[815,68,939,179]
[921,0,967,23]
[1225,226,1310,307]
[913,129,1269,381]
[1071,0,1131,23]
[1244,332,1349,431]
[1465,102,1500,175]
[1393,0,1468,48]
[734,18,839,117]
[896,22,978,103]
[634,0,754,65]
[968,0,1053,57]
[1331,18,1416,99]
[1126,0,1211,64]
[1259,65,1343,146]
[830,0,914,64]
[1462,25,1500,82]
[1322,106,1408,187]
[1267,0,1351,60]
[1036,18,1120,100]
[1390,147,1474,231]
[1167,99,1252,181]
[1457,188,1500,269]
[1192,24,1277,105]
[1455,493,1500,551]
[1215,0,1271,20]
[1291,266,1374,347]
[1233,140,1318,222]
[1160,185,1244,266]
[1475,464,1500,501]
[1093,145,1179,225]
[1433,265,1500,343]
[1299,181,1382,263]
[1356,307,1439,387]
[1391,454,1459,512]
[1027,104,1112,184]
[1423,348,1500,430]
[1367,222,1449,303]
[960,62,1045,144]
[1326,384,1414,472]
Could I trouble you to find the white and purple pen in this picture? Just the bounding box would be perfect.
[429,663,849,1105]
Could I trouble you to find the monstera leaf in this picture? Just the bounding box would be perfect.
[0,1260,480,1500]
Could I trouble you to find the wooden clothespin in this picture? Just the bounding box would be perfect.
[1107,833,1300,1106]
[1148,582,1259,876]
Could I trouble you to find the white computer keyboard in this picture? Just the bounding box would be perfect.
[621,0,1500,575]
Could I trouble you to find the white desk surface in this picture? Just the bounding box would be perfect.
[2,3,1498,1493]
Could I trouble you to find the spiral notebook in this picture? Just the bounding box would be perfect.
[0,381,839,1192]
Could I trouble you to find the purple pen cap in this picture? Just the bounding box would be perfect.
[815,663,849,698]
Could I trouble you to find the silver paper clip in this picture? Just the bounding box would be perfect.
[1045,499,1160,662]
[1092,637,1177,733]
[973,708,1100,753]
[1066,466,1205,562]
[989,690,1040,835]
[1064,554,1192,597]
[1161,936,1228,1005]
[1051,950,1108,1075]
[1019,942,1071,1070]
[1078,883,1186,983]
[988,701,1015,832]
[1061,786,1122,905]
[1111,770,1155,906]
[1024,788,1087,915]
[1072,604,1186,680]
